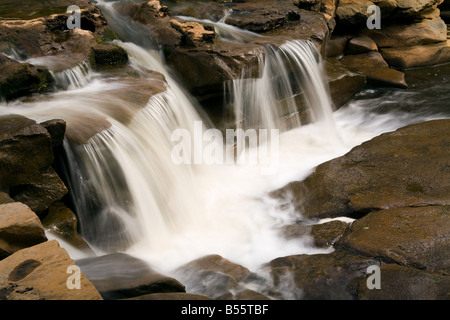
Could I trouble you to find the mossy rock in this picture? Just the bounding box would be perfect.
[89,44,129,69]
[0,56,53,101]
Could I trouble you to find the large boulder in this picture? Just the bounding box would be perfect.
[337,206,450,272]
[0,240,102,299]
[0,54,53,101]
[363,11,447,48]
[335,0,374,26]
[0,202,47,260]
[271,119,450,220]
[265,249,380,299]
[0,114,68,215]
[335,0,445,27]
[356,264,450,300]
[380,40,450,69]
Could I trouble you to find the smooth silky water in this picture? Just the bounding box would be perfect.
[1,0,449,298]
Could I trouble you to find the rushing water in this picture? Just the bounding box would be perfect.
[1,0,450,298]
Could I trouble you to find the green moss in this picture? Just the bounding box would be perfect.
[0,64,53,100]
[99,27,120,42]
[89,45,129,69]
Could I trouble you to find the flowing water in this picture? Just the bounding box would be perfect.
[1,0,450,298]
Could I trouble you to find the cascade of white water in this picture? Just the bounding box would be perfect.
[51,61,94,89]
[60,40,208,253]
[228,39,340,140]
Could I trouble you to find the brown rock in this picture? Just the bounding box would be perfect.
[170,19,215,47]
[9,166,68,215]
[357,264,450,300]
[364,14,447,48]
[266,249,380,299]
[282,220,349,248]
[312,220,349,247]
[346,36,378,54]
[0,193,14,205]
[380,40,450,69]
[335,0,374,26]
[0,240,102,300]
[42,201,92,252]
[174,254,264,299]
[326,35,349,57]
[340,51,407,88]
[0,114,68,214]
[325,58,367,108]
[0,202,47,260]
[40,119,66,150]
[0,54,53,101]
[0,114,53,189]
[337,206,450,272]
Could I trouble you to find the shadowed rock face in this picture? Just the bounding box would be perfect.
[76,253,185,299]
[0,54,53,101]
[0,114,68,215]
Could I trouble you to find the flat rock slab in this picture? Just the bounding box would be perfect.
[337,206,450,272]
[0,240,102,300]
[0,202,47,259]
[357,264,450,300]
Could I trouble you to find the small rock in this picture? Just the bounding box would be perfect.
[170,19,215,47]
[89,44,129,68]
[340,51,407,88]
[42,201,92,252]
[346,36,378,54]
[76,253,185,299]
[174,254,263,299]
[325,58,367,108]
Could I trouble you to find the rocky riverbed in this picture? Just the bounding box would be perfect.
[0,0,449,300]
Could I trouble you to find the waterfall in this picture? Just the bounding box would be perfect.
[61,41,207,253]
[228,39,339,138]
[51,2,341,266]
[51,61,94,90]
